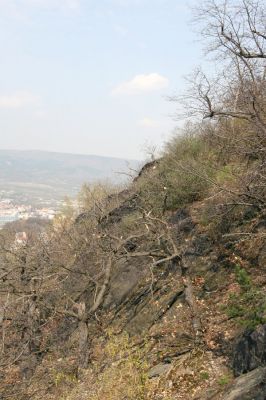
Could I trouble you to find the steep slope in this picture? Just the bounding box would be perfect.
[1,160,265,399]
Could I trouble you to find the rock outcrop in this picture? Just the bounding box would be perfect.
[233,325,266,376]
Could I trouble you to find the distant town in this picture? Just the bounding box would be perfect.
[0,191,62,228]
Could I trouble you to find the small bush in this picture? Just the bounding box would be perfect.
[218,375,231,386]
[200,371,210,380]
[235,265,251,289]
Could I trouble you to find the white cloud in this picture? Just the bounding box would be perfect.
[112,73,169,95]
[138,117,159,128]
[0,92,40,109]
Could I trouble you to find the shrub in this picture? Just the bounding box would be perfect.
[224,267,266,329]
[137,129,217,213]
[88,332,149,400]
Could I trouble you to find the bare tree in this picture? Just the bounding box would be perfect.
[169,0,266,211]
[173,1,265,130]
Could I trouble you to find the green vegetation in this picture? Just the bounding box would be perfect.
[225,267,266,329]
[235,265,251,290]
[53,370,79,388]
[218,375,231,386]
[84,332,149,400]
[199,371,210,381]
[136,131,216,213]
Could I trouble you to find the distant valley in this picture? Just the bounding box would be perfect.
[0,150,139,207]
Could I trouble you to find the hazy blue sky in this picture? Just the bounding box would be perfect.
[0,0,203,160]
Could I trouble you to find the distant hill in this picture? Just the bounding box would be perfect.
[0,150,139,206]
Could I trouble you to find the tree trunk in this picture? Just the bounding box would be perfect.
[20,296,41,379]
[77,302,90,369]
[78,320,89,369]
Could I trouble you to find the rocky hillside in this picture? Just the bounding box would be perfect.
[0,146,265,399]
[0,1,266,399]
